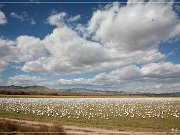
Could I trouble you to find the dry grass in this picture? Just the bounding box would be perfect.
[0,119,66,135]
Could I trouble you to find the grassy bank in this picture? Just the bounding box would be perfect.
[0,118,65,135]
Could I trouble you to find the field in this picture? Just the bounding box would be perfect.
[0,97,180,132]
[0,119,65,134]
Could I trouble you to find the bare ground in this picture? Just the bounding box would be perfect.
[0,117,179,135]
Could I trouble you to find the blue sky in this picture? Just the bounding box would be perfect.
[0,0,180,93]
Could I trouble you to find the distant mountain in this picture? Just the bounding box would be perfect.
[0,85,179,96]
[175,92,180,94]
[0,85,57,95]
[0,85,125,96]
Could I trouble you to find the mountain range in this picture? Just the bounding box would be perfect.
[0,85,179,96]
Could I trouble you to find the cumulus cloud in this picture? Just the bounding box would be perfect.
[0,38,24,62]
[22,26,111,73]
[23,1,180,74]
[22,25,165,74]
[0,37,31,62]
[0,36,46,73]
[141,62,180,78]
[8,75,46,86]
[0,35,49,62]
[47,12,67,26]
[0,10,7,25]
[47,12,81,26]
[16,35,47,59]
[87,2,180,52]
[94,62,180,83]
[0,35,48,74]
[0,60,8,73]
[46,62,180,93]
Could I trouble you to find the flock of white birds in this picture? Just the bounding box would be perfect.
[0,98,180,120]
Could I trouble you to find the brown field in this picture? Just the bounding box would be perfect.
[0,118,65,135]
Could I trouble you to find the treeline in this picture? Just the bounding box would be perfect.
[0,89,179,97]
[0,89,120,96]
[0,90,59,96]
[0,89,105,96]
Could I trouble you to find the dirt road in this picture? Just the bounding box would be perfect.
[0,117,179,135]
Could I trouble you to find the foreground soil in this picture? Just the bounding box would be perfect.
[0,117,179,135]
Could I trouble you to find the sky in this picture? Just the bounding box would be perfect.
[0,0,180,93]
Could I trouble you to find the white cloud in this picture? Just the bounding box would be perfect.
[8,75,46,86]
[0,10,7,25]
[30,18,36,25]
[22,26,111,73]
[21,1,177,74]
[0,60,8,84]
[10,11,36,25]
[1,1,180,93]
[47,12,67,26]
[22,57,47,73]
[2,2,179,76]
[0,60,8,73]
[16,35,47,58]
[68,15,81,22]
[0,34,49,74]
[141,62,180,78]
[0,79,3,84]
[0,37,31,62]
[47,62,180,93]
[0,35,48,64]
[21,1,179,75]
[11,64,21,70]
[22,25,165,74]
[47,12,81,26]
[87,2,180,52]
[0,36,45,73]
[127,0,145,3]
[91,62,180,85]
[10,12,24,21]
